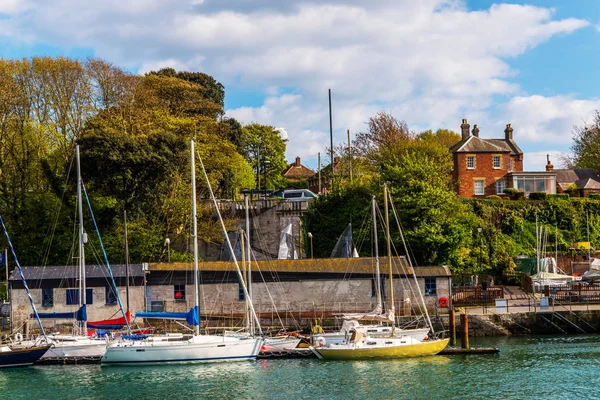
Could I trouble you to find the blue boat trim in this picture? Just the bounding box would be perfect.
[102,355,257,364]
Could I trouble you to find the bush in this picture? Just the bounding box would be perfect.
[486,195,502,201]
[589,193,600,200]
[503,188,519,196]
[528,192,547,201]
[547,193,570,201]
[512,191,524,200]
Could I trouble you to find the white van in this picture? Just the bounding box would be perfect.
[282,189,318,201]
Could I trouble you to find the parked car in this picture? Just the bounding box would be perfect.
[282,189,318,201]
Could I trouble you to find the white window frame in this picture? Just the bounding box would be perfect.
[474,179,485,196]
[496,179,505,194]
[509,159,514,172]
[493,155,501,169]
[467,155,475,170]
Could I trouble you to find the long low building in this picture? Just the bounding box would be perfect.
[9,258,452,333]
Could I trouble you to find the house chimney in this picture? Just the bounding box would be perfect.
[505,123,513,140]
[295,156,301,167]
[472,124,479,138]
[461,119,470,140]
[545,154,554,172]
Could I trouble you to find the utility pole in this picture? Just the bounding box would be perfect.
[348,129,352,184]
[328,89,334,191]
[318,152,322,194]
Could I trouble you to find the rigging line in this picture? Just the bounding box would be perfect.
[41,152,76,269]
[0,216,48,342]
[82,183,131,335]
[195,147,263,335]
[388,192,435,334]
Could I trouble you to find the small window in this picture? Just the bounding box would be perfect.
[371,279,376,297]
[493,155,501,169]
[105,286,118,305]
[474,179,485,196]
[174,284,186,302]
[67,288,93,305]
[424,278,437,296]
[42,288,53,307]
[509,159,514,172]
[86,289,93,305]
[467,156,475,170]
[496,179,505,194]
[238,282,245,301]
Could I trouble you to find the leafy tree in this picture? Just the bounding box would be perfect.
[241,123,288,190]
[418,129,461,148]
[571,110,600,169]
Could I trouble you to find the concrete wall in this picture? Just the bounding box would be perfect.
[11,286,144,333]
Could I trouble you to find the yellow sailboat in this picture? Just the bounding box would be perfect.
[310,185,449,360]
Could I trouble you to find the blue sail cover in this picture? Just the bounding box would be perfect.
[32,305,87,320]
[136,306,199,326]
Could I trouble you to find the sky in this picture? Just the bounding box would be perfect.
[1,0,599,171]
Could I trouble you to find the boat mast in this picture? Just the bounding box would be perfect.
[383,184,395,334]
[372,196,382,311]
[245,193,254,336]
[124,209,130,313]
[190,140,200,336]
[76,145,87,336]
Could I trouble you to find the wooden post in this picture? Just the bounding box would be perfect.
[449,307,456,346]
[460,312,469,349]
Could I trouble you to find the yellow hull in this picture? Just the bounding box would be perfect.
[312,338,449,360]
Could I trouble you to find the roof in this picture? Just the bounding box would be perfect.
[281,163,314,180]
[450,135,523,156]
[555,169,600,191]
[149,258,452,278]
[9,264,147,281]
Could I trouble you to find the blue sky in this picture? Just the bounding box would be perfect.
[1,0,599,171]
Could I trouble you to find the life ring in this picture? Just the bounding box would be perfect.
[14,332,23,342]
[315,336,326,347]
[438,296,449,307]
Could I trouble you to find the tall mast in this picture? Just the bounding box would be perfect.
[384,184,395,333]
[244,193,254,335]
[124,209,130,313]
[191,140,200,336]
[372,196,382,310]
[76,145,87,336]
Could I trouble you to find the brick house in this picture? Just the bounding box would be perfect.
[555,167,600,197]
[450,119,556,198]
[281,156,315,183]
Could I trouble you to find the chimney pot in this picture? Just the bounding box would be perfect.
[295,156,301,167]
[472,124,479,138]
[504,123,514,140]
[460,118,470,141]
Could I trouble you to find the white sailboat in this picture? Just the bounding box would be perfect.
[14,145,109,359]
[310,185,448,360]
[101,140,263,365]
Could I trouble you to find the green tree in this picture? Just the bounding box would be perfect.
[571,110,600,169]
[241,123,288,190]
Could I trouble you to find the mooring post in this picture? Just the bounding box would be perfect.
[449,307,456,346]
[460,312,469,349]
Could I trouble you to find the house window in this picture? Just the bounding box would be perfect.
[493,155,501,169]
[174,284,186,302]
[42,288,53,307]
[424,278,436,296]
[105,286,118,305]
[238,282,245,301]
[509,159,514,172]
[467,155,475,170]
[66,288,93,305]
[371,279,376,297]
[496,179,505,194]
[474,179,485,196]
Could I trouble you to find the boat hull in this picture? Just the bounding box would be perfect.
[101,336,263,366]
[262,337,301,352]
[313,327,430,346]
[0,345,52,368]
[42,340,107,359]
[311,338,449,360]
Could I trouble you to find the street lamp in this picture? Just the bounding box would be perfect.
[477,226,483,287]
[165,238,171,263]
[308,232,313,259]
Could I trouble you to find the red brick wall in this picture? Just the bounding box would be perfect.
[454,152,512,198]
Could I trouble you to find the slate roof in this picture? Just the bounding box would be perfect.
[555,169,600,191]
[450,135,523,156]
[281,161,315,180]
[9,264,146,281]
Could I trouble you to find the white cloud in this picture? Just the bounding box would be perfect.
[0,1,592,165]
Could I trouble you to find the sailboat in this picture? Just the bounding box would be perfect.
[0,216,52,367]
[310,185,449,360]
[311,204,429,346]
[101,140,263,365]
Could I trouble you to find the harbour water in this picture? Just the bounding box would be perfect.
[1,335,599,399]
